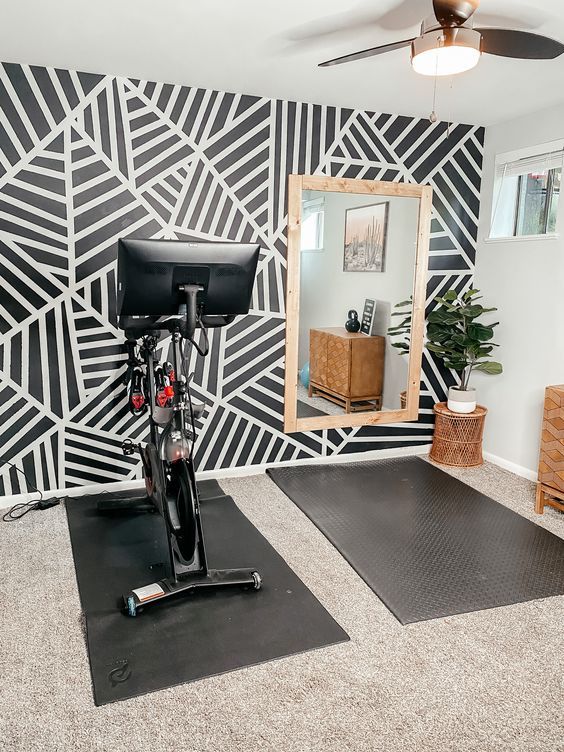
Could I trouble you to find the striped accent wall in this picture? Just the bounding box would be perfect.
[0,62,484,492]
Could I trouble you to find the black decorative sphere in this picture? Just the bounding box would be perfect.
[345,309,360,332]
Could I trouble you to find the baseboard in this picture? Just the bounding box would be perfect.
[197,443,431,480]
[483,452,537,482]
[0,443,431,511]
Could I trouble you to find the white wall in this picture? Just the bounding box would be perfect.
[298,190,419,409]
[474,102,564,476]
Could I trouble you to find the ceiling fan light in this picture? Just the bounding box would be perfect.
[411,27,481,76]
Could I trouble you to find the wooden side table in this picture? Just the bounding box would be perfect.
[535,384,564,514]
[429,403,487,468]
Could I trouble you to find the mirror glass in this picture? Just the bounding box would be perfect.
[295,188,420,422]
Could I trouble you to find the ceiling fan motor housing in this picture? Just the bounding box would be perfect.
[433,0,479,27]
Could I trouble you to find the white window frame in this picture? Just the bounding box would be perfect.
[488,138,564,242]
[300,196,325,252]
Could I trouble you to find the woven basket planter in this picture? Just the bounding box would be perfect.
[429,402,487,468]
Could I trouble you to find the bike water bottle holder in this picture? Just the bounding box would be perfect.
[121,439,137,456]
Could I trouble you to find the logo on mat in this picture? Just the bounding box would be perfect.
[108,660,131,686]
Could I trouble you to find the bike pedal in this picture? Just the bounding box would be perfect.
[131,392,145,411]
[128,365,148,416]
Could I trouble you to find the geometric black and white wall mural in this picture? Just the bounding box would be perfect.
[0,62,484,494]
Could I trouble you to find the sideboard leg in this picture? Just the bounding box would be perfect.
[535,483,545,515]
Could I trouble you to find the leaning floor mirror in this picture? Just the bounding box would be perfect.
[284,175,432,433]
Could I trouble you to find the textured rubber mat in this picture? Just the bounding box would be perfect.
[297,400,327,418]
[267,457,564,624]
[66,480,348,705]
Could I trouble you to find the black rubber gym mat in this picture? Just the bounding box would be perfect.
[267,456,564,624]
[297,400,327,418]
[66,480,348,705]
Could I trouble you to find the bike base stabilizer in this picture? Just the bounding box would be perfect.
[124,568,262,616]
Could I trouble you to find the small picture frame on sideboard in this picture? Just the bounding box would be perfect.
[360,298,376,335]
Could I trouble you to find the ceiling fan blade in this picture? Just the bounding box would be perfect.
[478,28,564,59]
[375,0,430,31]
[319,38,414,67]
[433,0,479,27]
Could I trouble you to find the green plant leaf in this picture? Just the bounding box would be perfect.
[426,330,451,344]
[467,323,494,342]
[425,343,449,354]
[389,317,411,327]
[463,288,480,299]
[444,361,467,372]
[427,310,462,325]
[468,303,497,314]
[451,333,474,348]
[474,361,503,375]
[427,322,451,333]
[391,310,412,317]
[460,304,485,318]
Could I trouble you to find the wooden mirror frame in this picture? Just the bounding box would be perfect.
[284,174,433,434]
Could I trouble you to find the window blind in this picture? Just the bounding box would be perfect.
[302,196,324,220]
[496,149,564,179]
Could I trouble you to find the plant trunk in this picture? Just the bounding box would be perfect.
[460,367,468,390]
[459,362,474,390]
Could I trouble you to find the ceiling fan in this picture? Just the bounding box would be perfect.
[319,0,564,76]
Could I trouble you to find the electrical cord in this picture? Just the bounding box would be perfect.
[189,313,209,357]
[1,456,63,522]
[186,372,198,442]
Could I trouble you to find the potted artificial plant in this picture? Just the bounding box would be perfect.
[387,296,412,408]
[426,288,502,413]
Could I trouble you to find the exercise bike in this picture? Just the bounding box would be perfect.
[104,238,262,616]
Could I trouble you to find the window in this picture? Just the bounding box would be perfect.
[490,142,563,239]
[301,196,324,251]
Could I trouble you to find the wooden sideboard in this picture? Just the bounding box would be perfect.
[536,384,564,514]
[309,327,385,413]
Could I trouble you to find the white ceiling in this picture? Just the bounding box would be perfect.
[2,0,564,126]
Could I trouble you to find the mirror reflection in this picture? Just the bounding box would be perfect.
[296,189,420,420]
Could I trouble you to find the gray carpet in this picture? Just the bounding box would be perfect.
[1,459,564,751]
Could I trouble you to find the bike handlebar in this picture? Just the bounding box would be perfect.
[118,313,235,339]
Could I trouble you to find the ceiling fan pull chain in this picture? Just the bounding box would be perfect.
[429,60,439,123]
[447,76,454,136]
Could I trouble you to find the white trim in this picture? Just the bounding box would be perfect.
[484,233,560,244]
[1,446,539,512]
[198,443,431,480]
[0,444,431,511]
[483,451,537,482]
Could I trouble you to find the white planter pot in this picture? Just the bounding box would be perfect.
[447,387,476,414]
